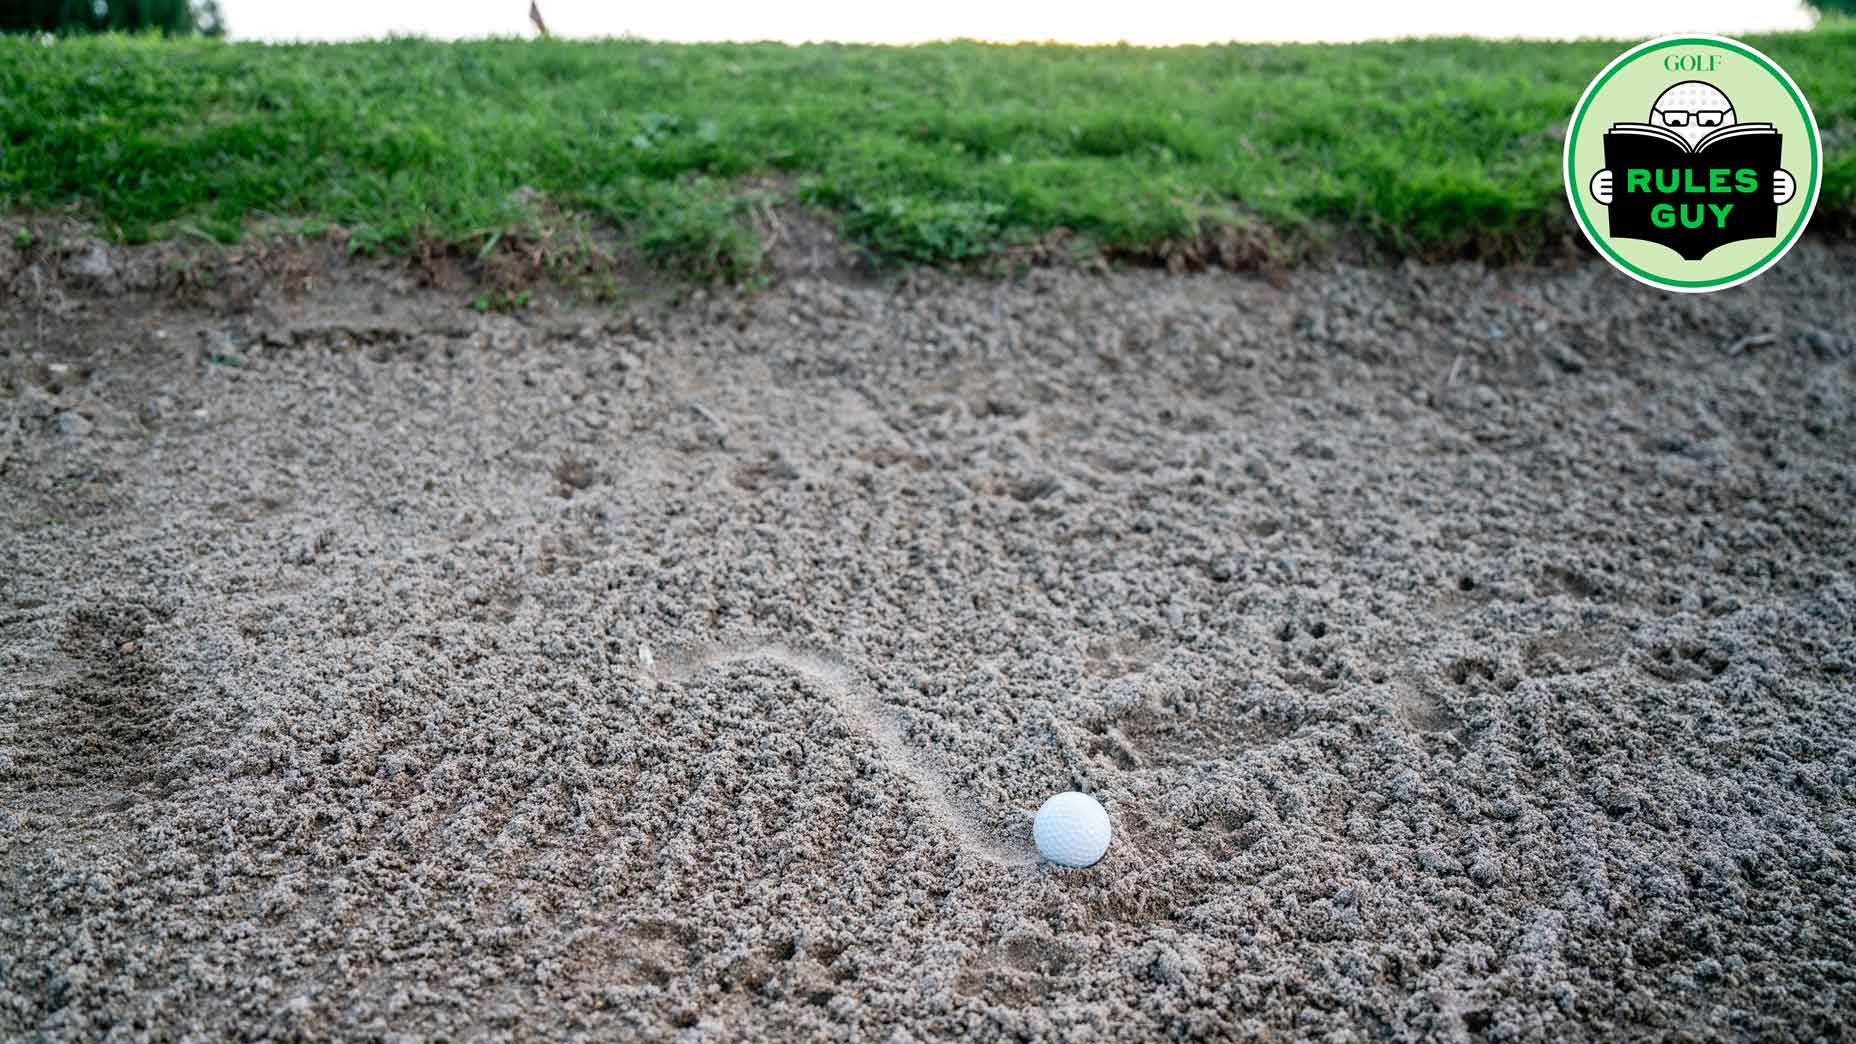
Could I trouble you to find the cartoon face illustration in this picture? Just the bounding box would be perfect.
[1649,81,1735,146]
[1565,35,1822,291]
[1586,71,1799,251]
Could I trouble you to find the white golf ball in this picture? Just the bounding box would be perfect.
[1033,791,1112,868]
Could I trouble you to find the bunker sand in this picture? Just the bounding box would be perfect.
[2,243,1853,1040]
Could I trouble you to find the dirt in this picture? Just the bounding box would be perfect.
[1,231,1853,1042]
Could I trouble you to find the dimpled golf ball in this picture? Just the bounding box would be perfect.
[1033,791,1111,868]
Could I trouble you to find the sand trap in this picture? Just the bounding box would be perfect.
[2,244,1853,1039]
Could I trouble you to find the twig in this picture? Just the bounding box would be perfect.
[688,399,726,432]
[1725,332,1775,355]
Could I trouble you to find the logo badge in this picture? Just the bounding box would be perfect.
[1564,35,1820,293]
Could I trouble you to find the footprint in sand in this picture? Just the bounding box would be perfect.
[666,643,1038,867]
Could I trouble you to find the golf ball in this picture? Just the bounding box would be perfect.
[1033,791,1112,868]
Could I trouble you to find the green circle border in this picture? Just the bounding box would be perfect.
[1563,34,1821,293]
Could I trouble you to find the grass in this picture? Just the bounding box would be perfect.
[1,26,1853,279]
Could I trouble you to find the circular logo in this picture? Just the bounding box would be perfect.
[1564,35,1820,293]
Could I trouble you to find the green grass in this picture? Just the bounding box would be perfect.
[2,27,1852,277]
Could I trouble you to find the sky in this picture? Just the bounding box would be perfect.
[224,0,1819,44]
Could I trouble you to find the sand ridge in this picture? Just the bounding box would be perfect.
[667,641,1041,867]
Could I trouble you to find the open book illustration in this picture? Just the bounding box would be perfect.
[1600,121,1781,260]
[1606,121,1775,153]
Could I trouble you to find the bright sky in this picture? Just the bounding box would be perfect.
[225,0,1818,44]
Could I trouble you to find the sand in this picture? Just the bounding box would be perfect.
[2,240,1853,1041]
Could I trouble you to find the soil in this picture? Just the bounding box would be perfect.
[2,230,1853,1042]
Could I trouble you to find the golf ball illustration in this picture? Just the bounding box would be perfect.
[1033,792,1111,868]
